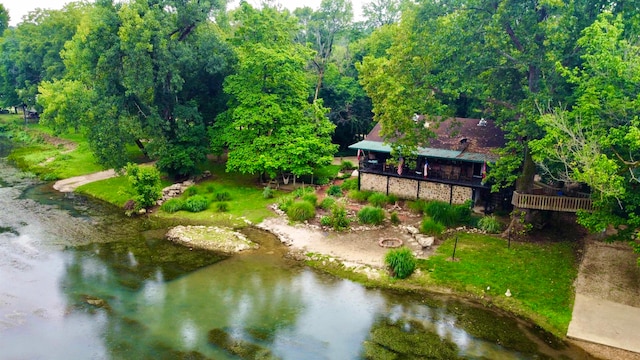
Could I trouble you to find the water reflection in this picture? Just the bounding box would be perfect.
[0,156,595,359]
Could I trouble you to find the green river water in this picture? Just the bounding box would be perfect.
[0,150,596,359]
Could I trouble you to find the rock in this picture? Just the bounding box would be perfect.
[415,235,434,248]
[505,289,512,297]
[138,208,147,215]
[405,225,420,235]
[166,225,259,253]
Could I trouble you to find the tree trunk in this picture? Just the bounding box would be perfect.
[135,139,149,159]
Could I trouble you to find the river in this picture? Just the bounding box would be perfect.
[0,152,595,359]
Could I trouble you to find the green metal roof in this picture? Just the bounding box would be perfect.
[349,140,498,163]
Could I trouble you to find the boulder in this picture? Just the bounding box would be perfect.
[415,235,434,248]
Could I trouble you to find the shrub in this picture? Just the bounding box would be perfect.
[320,197,336,210]
[277,195,295,212]
[478,215,503,233]
[215,202,229,212]
[327,185,343,197]
[42,173,60,181]
[293,186,314,198]
[340,178,358,191]
[183,195,210,212]
[368,192,388,208]
[302,193,318,207]
[348,190,372,202]
[424,201,471,227]
[420,217,445,236]
[287,201,316,222]
[390,211,401,225]
[329,204,350,230]
[161,198,184,213]
[358,206,385,225]
[340,160,355,171]
[320,216,332,227]
[316,177,329,185]
[185,186,199,196]
[125,163,162,210]
[262,186,274,199]
[384,247,417,279]
[408,199,428,214]
[215,191,231,201]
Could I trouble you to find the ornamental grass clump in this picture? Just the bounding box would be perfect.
[368,192,388,207]
[302,193,318,207]
[287,201,316,222]
[357,206,385,225]
[183,195,210,212]
[478,215,503,233]
[384,247,417,279]
[424,200,471,227]
[160,198,184,213]
[215,191,232,202]
[340,178,358,191]
[327,185,343,197]
[215,202,229,212]
[420,217,445,236]
[390,211,401,225]
[320,197,335,210]
[348,190,372,203]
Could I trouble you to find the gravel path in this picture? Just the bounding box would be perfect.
[53,169,117,192]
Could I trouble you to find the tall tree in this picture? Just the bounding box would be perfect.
[296,0,353,101]
[530,13,640,248]
[213,3,337,180]
[38,0,232,177]
[0,4,85,110]
[0,4,8,34]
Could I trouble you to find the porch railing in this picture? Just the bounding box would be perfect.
[511,191,593,212]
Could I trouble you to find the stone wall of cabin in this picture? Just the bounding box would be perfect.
[389,177,419,199]
[360,172,473,204]
[360,173,387,193]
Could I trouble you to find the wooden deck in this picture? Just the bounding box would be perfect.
[511,191,593,212]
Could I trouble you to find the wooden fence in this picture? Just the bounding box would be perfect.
[511,191,593,212]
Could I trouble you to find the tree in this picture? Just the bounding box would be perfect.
[362,0,402,30]
[0,4,85,110]
[530,13,640,249]
[37,0,232,177]
[0,4,8,34]
[214,3,337,180]
[295,0,353,101]
[125,163,162,211]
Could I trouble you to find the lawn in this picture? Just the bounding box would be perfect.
[420,233,578,336]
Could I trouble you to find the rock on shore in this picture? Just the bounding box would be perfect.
[166,225,258,253]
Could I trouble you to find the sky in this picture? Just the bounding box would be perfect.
[3,0,365,27]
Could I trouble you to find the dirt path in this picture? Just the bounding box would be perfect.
[53,169,117,192]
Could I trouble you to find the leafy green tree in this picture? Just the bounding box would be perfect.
[215,3,337,180]
[125,163,162,210]
[295,0,353,101]
[0,4,85,110]
[0,4,9,34]
[37,0,232,177]
[530,13,640,248]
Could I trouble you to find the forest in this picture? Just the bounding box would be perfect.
[0,0,639,247]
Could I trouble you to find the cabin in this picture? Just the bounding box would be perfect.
[349,117,512,212]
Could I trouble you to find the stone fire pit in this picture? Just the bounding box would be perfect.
[378,238,403,248]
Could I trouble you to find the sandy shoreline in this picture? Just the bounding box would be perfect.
[256,215,422,269]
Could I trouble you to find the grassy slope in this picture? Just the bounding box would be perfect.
[420,233,577,336]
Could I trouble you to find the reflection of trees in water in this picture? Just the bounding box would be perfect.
[58,231,305,358]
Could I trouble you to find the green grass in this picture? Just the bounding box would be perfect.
[76,176,133,207]
[420,233,578,336]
